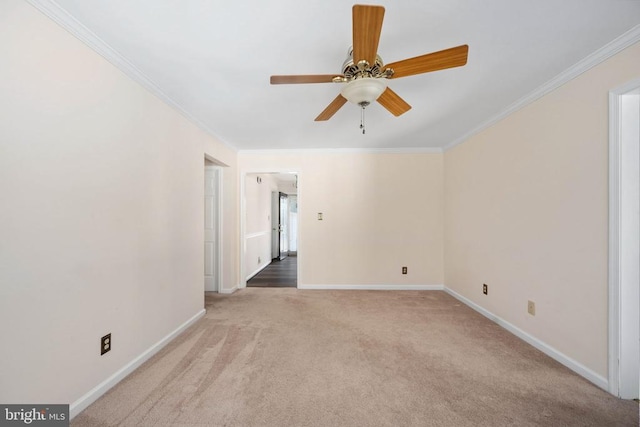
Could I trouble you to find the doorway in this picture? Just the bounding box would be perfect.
[608,79,640,399]
[242,171,299,288]
[204,163,222,292]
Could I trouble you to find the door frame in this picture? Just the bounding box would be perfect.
[240,169,300,289]
[204,162,223,293]
[608,78,640,398]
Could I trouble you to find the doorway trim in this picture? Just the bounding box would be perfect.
[608,78,640,398]
[240,169,300,289]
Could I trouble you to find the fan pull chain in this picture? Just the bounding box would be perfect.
[360,105,366,134]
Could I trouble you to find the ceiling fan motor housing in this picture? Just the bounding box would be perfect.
[341,47,391,81]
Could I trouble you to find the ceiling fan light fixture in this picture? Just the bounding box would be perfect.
[270,5,469,123]
[340,77,387,106]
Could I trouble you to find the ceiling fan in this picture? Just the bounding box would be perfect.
[270,4,469,132]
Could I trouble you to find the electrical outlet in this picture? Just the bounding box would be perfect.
[317,212,323,221]
[101,333,111,355]
[402,266,407,274]
[528,300,536,316]
[482,284,488,295]
[258,256,261,264]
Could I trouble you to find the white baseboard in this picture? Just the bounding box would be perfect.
[68,285,608,419]
[219,285,238,294]
[69,309,206,419]
[246,262,271,282]
[443,287,608,390]
[298,284,445,290]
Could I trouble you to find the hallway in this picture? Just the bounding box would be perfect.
[247,256,297,288]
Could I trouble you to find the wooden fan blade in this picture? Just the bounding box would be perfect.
[352,5,385,66]
[270,75,343,84]
[315,94,347,121]
[377,87,411,116]
[385,45,469,79]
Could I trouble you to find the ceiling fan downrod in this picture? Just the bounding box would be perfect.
[359,101,369,134]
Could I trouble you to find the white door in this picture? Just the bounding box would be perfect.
[288,196,298,254]
[271,191,279,260]
[279,193,289,259]
[204,167,220,292]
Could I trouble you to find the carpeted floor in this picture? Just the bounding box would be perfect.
[72,289,638,426]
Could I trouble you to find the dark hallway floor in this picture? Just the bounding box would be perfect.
[247,255,297,288]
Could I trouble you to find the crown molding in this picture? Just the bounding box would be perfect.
[444,24,640,152]
[25,0,237,152]
[238,147,443,155]
[26,1,639,155]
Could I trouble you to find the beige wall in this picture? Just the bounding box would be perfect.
[444,42,640,378]
[239,152,444,286]
[0,0,237,406]
[277,178,298,195]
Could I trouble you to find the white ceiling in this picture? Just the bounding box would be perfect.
[38,1,640,150]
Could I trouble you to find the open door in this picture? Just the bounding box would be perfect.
[271,192,289,261]
[279,193,289,260]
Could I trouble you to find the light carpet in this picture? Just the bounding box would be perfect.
[72,289,638,426]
